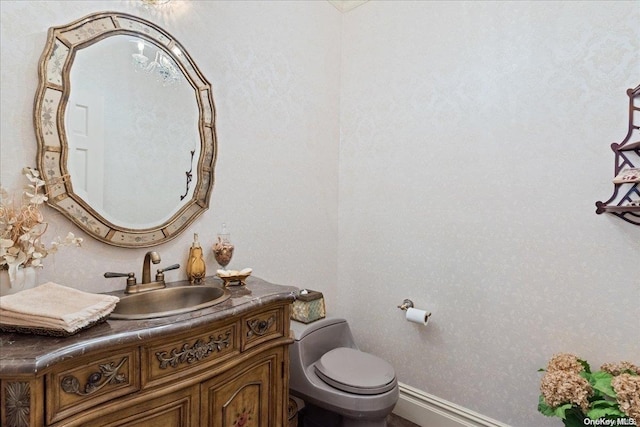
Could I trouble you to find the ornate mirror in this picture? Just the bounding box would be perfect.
[34,12,216,247]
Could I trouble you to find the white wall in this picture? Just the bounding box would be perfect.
[336,1,640,426]
[0,0,341,300]
[1,1,639,426]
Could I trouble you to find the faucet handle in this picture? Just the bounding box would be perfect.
[155,263,180,282]
[104,272,137,287]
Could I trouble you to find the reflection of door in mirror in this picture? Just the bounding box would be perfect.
[67,35,200,229]
[67,89,105,211]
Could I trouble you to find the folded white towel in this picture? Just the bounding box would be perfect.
[0,302,118,331]
[0,282,119,334]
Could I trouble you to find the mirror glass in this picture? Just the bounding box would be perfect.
[34,12,217,247]
[67,35,200,229]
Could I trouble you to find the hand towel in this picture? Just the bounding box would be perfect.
[0,282,119,334]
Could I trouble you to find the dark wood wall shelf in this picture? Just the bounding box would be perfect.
[595,84,640,225]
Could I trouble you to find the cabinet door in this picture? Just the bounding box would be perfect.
[201,348,284,427]
[52,385,199,427]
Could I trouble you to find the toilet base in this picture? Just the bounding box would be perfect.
[300,403,388,427]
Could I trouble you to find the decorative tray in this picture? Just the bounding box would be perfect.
[217,268,252,287]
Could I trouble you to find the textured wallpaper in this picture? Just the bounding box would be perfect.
[1,1,639,427]
[336,1,640,426]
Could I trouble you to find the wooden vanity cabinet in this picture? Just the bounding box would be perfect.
[0,299,292,427]
[201,347,285,427]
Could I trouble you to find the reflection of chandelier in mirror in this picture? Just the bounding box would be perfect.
[131,40,181,86]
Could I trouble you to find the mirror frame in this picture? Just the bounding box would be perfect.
[34,11,217,248]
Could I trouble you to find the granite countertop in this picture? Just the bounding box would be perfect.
[0,276,297,376]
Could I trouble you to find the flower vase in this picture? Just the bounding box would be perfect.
[0,266,39,296]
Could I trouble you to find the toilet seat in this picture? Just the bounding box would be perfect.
[314,347,396,395]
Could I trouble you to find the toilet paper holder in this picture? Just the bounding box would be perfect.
[397,299,414,311]
[397,299,432,324]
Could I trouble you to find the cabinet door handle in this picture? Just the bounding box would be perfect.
[246,315,275,337]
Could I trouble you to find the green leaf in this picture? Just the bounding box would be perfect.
[590,399,617,409]
[538,395,556,417]
[554,403,574,419]
[590,371,617,398]
[587,406,626,419]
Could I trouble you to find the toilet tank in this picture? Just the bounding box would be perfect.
[291,317,358,369]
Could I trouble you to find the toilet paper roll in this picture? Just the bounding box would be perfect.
[406,307,430,325]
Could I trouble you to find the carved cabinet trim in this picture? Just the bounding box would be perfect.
[142,321,239,389]
[247,315,276,338]
[60,357,127,396]
[242,308,284,351]
[1,377,44,427]
[46,348,140,424]
[4,381,31,427]
[156,330,232,369]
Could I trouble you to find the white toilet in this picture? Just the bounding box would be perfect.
[289,317,399,427]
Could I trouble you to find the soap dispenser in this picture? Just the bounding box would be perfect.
[186,233,206,284]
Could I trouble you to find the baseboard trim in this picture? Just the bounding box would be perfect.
[393,383,511,427]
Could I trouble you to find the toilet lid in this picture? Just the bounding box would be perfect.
[314,347,396,395]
